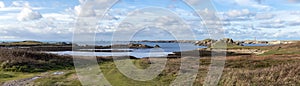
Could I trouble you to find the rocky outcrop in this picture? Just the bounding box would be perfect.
[221,38,243,46]
[195,39,217,46]
[154,45,160,48]
[128,43,155,48]
[195,38,243,47]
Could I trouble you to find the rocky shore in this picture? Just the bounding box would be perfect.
[195,38,243,46]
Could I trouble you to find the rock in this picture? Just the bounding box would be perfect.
[195,38,243,47]
[234,42,244,46]
[222,38,234,44]
[154,45,160,48]
[53,72,64,75]
[195,39,217,46]
[128,43,154,48]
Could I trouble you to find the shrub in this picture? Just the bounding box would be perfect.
[0,49,74,72]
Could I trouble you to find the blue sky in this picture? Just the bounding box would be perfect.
[0,0,299,41]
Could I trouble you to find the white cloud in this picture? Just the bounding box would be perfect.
[287,20,300,26]
[74,5,82,15]
[0,0,299,41]
[234,0,271,10]
[258,19,285,28]
[0,1,5,8]
[272,30,300,38]
[11,1,30,7]
[0,13,16,20]
[184,0,205,5]
[17,7,43,21]
[79,0,87,4]
[214,0,271,10]
[255,13,274,20]
[74,5,96,17]
[227,9,251,17]
[73,0,118,17]
[0,36,17,39]
[43,13,74,21]
[0,16,75,40]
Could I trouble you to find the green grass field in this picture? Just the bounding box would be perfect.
[27,56,300,85]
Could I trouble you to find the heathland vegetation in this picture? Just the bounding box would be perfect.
[0,41,299,85]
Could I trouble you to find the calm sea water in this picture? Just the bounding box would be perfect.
[49,42,270,58]
[49,42,206,58]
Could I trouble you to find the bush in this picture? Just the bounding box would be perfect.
[0,49,74,73]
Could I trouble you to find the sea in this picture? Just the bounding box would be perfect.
[48,41,270,58]
[49,41,206,58]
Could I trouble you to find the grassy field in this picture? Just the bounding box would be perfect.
[0,41,71,47]
[27,55,300,85]
[0,71,39,84]
[1,57,299,85]
[259,42,300,56]
[0,42,300,85]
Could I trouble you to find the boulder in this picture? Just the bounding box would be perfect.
[222,38,234,44]
[154,45,160,48]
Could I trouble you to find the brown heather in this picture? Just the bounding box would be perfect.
[220,62,300,86]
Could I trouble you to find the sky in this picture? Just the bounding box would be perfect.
[0,0,300,41]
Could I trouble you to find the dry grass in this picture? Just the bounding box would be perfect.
[19,55,300,85]
[1,41,300,85]
[220,62,300,85]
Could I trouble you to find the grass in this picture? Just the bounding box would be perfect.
[1,42,300,85]
[1,55,299,85]
[225,57,298,69]
[0,73,14,78]
[259,42,300,56]
[104,56,300,85]
[220,61,300,85]
[31,56,300,85]
[0,40,72,47]
[0,41,44,46]
[0,48,75,85]
[260,48,300,56]
[32,70,81,86]
[99,59,178,86]
[0,71,39,84]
